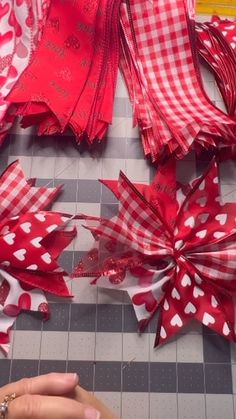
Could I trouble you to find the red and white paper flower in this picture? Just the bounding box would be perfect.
[74,156,236,346]
[0,160,76,354]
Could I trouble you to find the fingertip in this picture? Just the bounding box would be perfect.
[84,407,101,419]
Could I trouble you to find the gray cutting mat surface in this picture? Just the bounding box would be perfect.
[1,27,236,418]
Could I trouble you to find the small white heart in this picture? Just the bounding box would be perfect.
[204,39,212,48]
[171,287,180,300]
[174,227,179,235]
[211,295,218,308]
[233,36,236,42]
[170,314,183,327]
[231,42,236,49]
[184,302,197,314]
[196,197,207,207]
[215,196,224,206]
[163,299,169,311]
[223,322,230,336]
[61,216,69,223]
[160,326,167,339]
[184,216,195,229]
[194,273,202,285]
[213,232,225,239]
[193,286,204,298]
[225,25,235,31]
[0,225,10,235]
[202,312,215,326]
[175,240,183,250]
[46,224,58,233]
[199,180,205,191]
[41,252,51,264]
[13,249,26,261]
[196,229,207,239]
[20,222,32,234]
[181,273,191,287]
[199,213,209,223]
[30,237,42,248]
[34,213,46,222]
[213,177,218,184]
[3,233,16,245]
[222,31,227,36]
[27,264,38,270]
[215,214,227,226]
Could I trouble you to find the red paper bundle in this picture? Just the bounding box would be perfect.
[7,0,121,144]
[74,151,236,346]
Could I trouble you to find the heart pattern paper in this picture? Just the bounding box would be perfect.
[0,160,77,354]
[196,16,236,117]
[0,0,50,144]
[7,0,121,144]
[74,157,236,346]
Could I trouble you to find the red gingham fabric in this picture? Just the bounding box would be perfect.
[120,0,236,161]
[74,152,236,346]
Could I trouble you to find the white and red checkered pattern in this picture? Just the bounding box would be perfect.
[120,0,236,161]
[76,153,236,346]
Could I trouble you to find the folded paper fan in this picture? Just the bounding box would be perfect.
[119,0,236,162]
[196,16,236,117]
[0,160,77,354]
[74,152,236,346]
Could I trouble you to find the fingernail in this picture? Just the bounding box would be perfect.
[65,373,79,383]
[84,407,101,419]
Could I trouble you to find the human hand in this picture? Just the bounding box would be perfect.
[0,373,100,418]
[72,386,117,419]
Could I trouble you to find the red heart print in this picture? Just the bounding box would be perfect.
[8,11,22,37]
[0,31,13,47]
[3,293,31,316]
[0,332,9,344]
[0,3,10,20]
[0,280,10,305]
[132,291,157,312]
[130,266,154,287]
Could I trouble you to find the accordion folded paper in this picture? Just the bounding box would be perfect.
[196,16,236,117]
[120,0,236,162]
[0,161,76,354]
[74,157,236,346]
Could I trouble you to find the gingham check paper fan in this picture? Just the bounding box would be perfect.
[119,0,236,162]
[0,161,76,354]
[74,156,236,346]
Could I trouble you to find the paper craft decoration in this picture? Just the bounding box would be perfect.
[7,0,121,144]
[74,155,236,346]
[119,0,236,162]
[0,0,50,144]
[196,16,236,117]
[0,161,76,354]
